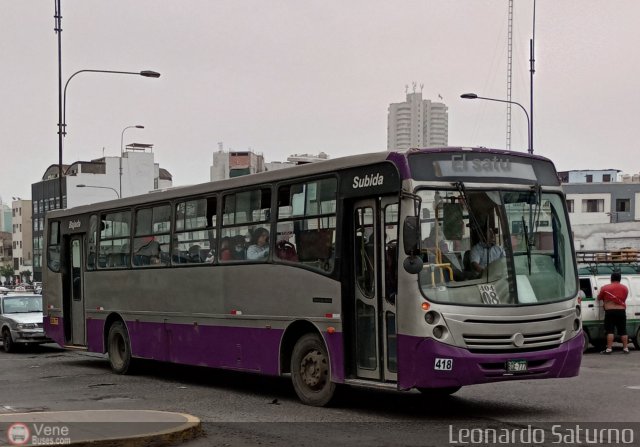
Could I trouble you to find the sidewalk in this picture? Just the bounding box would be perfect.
[0,410,201,446]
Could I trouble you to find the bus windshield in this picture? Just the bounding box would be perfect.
[416,187,576,306]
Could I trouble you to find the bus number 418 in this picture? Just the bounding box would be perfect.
[434,358,453,371]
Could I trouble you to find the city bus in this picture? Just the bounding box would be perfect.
[42,147,583,406]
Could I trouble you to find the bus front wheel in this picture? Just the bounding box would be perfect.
[107,321,133,374]
[291,333,336,406]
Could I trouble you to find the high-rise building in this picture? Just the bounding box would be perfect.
[387,91,448,151]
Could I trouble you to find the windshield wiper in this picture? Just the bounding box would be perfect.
[522,217,532,275]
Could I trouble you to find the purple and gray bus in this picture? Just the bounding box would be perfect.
[43,147,582,406]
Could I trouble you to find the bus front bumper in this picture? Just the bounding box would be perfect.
[397,332,583,390]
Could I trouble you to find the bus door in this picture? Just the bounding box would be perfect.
[69,236,86,345]
[353,197,398,381]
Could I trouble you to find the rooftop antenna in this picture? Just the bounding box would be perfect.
[420,83,424,93]
[412,81,417,93]
[405,84,408,95]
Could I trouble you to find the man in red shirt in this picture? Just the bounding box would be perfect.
[597,272,629,354]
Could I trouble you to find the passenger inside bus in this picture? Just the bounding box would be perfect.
[247,227,270,260]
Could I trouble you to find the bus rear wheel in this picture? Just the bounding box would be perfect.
[291,333,336,406]
[107,321,133,374]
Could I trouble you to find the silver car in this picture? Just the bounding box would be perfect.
[0,293,52,352]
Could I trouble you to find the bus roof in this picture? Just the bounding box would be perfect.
[48,147,554,218]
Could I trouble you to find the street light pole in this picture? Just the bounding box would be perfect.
[58,69,160,208]
[460,93,532,154]
[54,0,63,210]
[76,184,120,199]
[120,125,144,197]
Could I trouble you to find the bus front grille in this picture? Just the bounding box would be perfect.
[462,331,564,353]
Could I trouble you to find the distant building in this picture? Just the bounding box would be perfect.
[30,144,172,281]
[211,147,329,181]
[0,201,11,233]
[560,169,640,250]
[0,231,12,284]
[210,148,265,182]
[387,90,448,151]
[11,199,32,282]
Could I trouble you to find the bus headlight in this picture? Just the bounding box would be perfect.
[575,305,581,318]
[574,319,581,331]
[433,325,448,339]
[424,311,440,325]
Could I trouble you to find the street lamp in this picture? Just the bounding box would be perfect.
[76,184,120,199]
[120,125,145,197]
[57,69,160,209]
[460,93,532,154]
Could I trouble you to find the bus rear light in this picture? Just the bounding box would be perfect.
[230,310,243,315]
[574,319,580,331]
[421,302,431,311]
[324,313,340,319]
[48,304,54,309]
[327,327,336,334]
[96,306,104,311]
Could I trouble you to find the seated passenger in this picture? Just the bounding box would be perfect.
[470,228,505,274]
[219,237,233,261]
[246,227,270,261]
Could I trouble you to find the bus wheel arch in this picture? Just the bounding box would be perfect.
[105,315,133,374]
[279,320,321,375]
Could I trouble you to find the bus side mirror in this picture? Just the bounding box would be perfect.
[402,216,421,256]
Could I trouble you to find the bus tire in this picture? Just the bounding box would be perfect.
[2,328,15,353]
[291,333,336,406]
[107,321,133,374]
[417,386,461,397]
[633,327,640,351]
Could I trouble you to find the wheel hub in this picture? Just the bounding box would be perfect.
[300,350,327,388]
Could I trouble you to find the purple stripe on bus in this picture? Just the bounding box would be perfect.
[385,152,411,179]
[43,318,65,345]
[396,334,583,390]
[72,318,345,382]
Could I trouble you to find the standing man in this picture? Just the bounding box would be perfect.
[597,272,630,354]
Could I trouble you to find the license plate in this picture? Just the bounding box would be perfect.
[506,359,528,373]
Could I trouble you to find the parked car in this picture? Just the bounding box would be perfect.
[0,293,52,352]
[579,264,640,352]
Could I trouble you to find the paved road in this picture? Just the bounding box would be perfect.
[1,343,639,446]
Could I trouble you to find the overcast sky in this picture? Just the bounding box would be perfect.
[1,0,639,200]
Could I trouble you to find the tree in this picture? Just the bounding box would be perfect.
[0,264,14,284]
